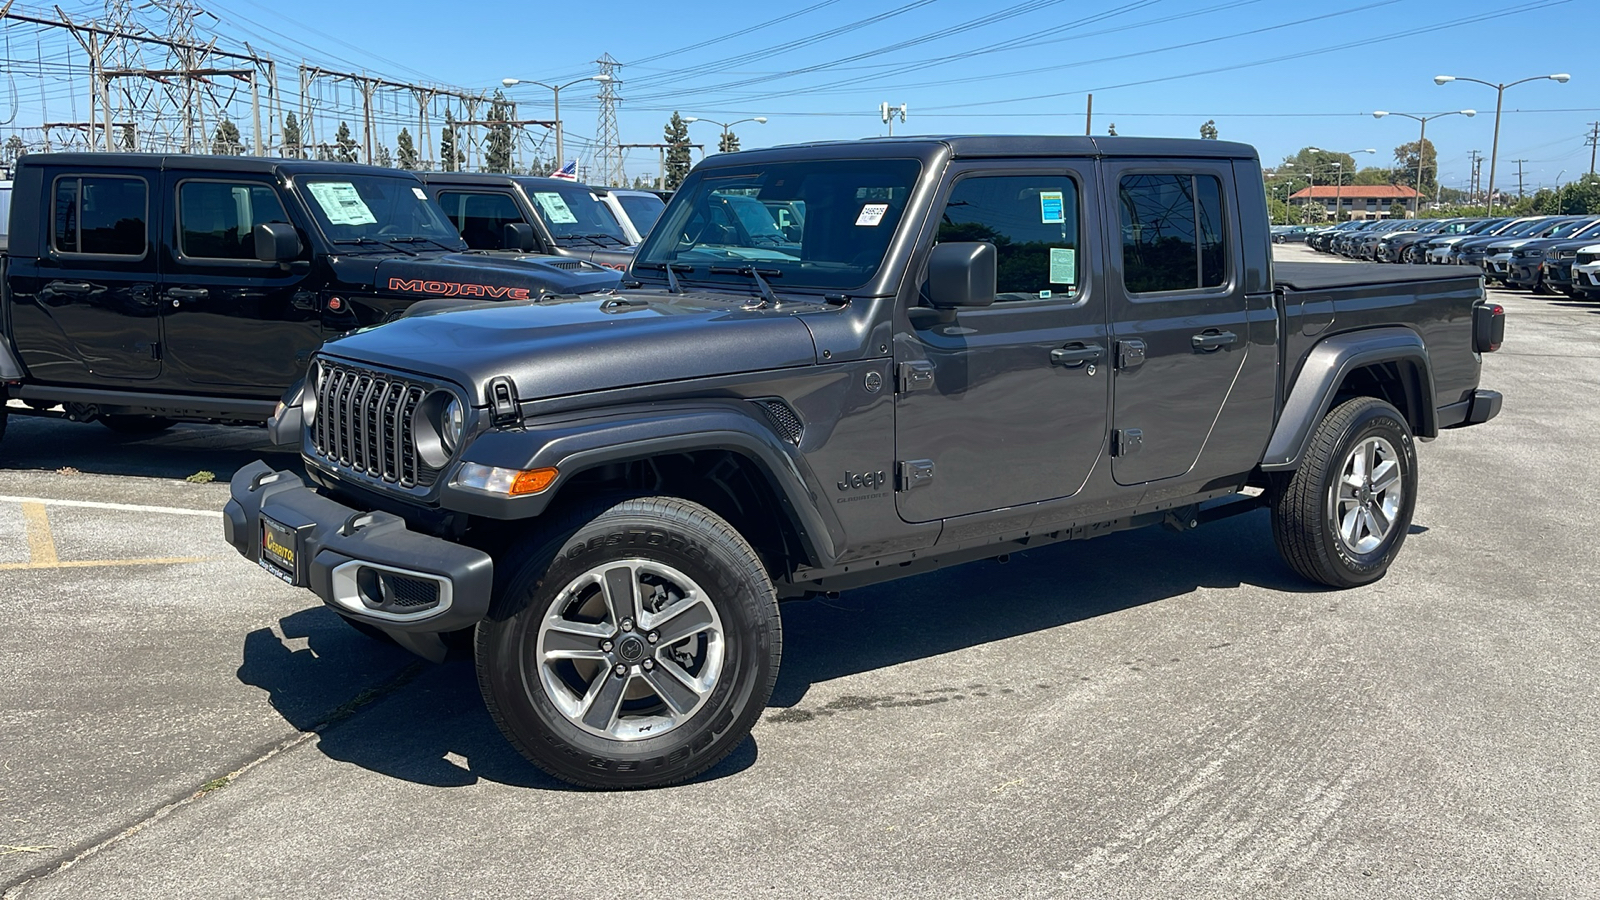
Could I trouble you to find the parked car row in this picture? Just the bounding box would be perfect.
[1304,213,1600,299]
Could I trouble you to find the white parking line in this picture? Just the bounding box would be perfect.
[0,495,224,518]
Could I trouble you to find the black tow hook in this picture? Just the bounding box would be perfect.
[340,512,378,537]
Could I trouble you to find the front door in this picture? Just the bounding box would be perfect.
[1101,162,1250,485]
[24,171,161,382]
[159,176,318,394]
[894,163,1109,524]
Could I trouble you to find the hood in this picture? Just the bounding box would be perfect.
[319,288,819,403]
[326,250,622,299]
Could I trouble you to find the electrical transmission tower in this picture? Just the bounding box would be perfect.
[594,54,624,187]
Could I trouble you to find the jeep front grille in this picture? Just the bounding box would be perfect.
[311,362,439,488]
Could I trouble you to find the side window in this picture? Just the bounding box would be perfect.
[1118,173,1229,294]
[436,191,525,250]
[178,181,291,261]
[53,175,148,257]
[935,174,1080,302]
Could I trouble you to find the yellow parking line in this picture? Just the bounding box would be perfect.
[5,500,217,570]
[21,502,58,566]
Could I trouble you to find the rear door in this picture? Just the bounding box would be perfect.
[1101,161,1249,485]
[159,174,318,393]
[894,161,1109,523]
[29,170,161,382]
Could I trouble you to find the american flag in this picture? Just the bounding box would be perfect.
[551,159,578,180]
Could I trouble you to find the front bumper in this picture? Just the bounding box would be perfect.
[223,461,494,658]
[1574,266,1600,290]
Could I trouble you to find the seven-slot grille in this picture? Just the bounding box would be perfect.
[311,362,439,488]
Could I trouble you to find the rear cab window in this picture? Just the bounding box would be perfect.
[53,175,149,257]
[1118,173,1227,294]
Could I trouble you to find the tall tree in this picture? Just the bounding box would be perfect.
[664,112,692,190]
[1392,138,1438,197]
[374,144,393,167]
[212,118,243,155]
[1353,166,1393,186]
[1199,119,1218,140]
[396,128,419,170]
[334,121,358,163]
[718,129,741,153]
[1285,147,1357,186]
[485,90,514,174]
[440,111,463,173]
[4,134,26,163]
[282,112,303,159]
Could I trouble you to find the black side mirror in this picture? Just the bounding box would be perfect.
[253,222,302,263]
[504,222,537,251]
[927,242,997,309]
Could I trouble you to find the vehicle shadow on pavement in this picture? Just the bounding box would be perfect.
[769,509,1325,709]
[237,607,757,791]
[0,414,301,482]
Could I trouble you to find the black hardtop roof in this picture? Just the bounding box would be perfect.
[418,171,603,192]
[711,134,1259,166]
[16,152,425,179]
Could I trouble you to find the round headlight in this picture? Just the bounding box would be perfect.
[443,397,464,451]
[302,363,320,425]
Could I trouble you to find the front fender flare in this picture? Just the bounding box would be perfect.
[440,400,842,567]
[1261,327,1436,472]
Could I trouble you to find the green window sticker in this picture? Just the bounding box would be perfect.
[533,192,579,225]
[306,182,377,226]
[1049,247,1077,284]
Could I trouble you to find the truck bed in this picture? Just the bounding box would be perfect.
[1274,261,1482,292]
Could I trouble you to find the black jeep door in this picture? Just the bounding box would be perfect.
[20,171,161,382]
[1100,161,1250,485]
[158,175,318,394]
[894,162,1110,523]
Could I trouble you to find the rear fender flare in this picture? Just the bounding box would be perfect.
[1261,327,1435,472]
[444,400,842,567]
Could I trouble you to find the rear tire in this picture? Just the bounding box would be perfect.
[1271,397,1418,588]
[476,496,781,789]
[100,415,175,434]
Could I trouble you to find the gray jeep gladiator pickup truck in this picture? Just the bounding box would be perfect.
[222,136,1504,789]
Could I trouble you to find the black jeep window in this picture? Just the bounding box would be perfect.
[178,181,291,260]
[1118,173,1228,293]
[54,175,147,257]
[436,191,526,250]
[936,174,1081,301]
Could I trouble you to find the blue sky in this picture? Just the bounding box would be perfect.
[9,0,1597,190]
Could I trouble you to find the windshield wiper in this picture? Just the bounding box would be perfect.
[385,236,462,252]
[709,265,781,306]
[635,261,694,294]
[332,236,417,256]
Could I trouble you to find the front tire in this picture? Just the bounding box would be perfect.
[1271,397,1418,588]
[476,496,781,789]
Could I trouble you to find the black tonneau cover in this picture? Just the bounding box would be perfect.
[1274,262,1482,291]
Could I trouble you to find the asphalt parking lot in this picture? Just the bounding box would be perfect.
[3,245,1598,898]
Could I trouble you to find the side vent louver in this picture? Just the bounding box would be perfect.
[753,400,803,445]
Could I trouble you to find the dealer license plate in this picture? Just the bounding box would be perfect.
[259,516,301,585]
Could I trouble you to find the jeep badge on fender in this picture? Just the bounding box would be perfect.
[838,470,887,492]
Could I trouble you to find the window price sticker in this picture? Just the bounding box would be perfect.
[1040,191,1065,224]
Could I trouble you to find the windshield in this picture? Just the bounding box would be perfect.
[1548,218,1597,238]
[637,158,923,290]
[617,192,666,238]
[297,174,464,247]
[526,183,630,245]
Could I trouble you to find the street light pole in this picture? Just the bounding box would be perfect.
[1436,73,1570,215]
[682,116,768,152]
[501,74,614,173]
[1373,109,1475,216]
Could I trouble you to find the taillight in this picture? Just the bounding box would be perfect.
[1473,302,1505,353]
